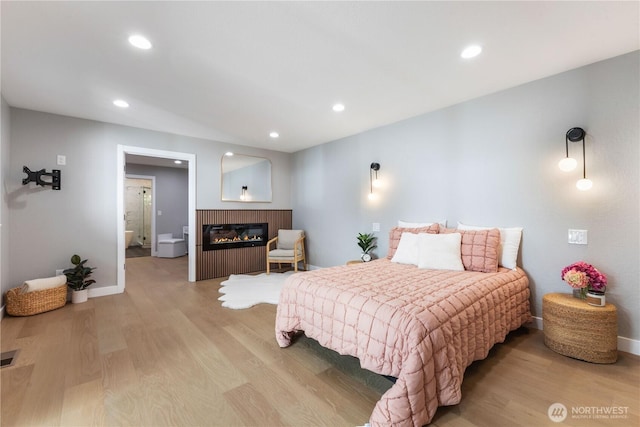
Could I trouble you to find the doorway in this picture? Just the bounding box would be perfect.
[125,175,155,258]
[116,145,196,293]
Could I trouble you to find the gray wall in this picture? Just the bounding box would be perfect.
[291,51,639,341]
[1,96,10,305]
[5,111,292,292]
[126,163,189,240]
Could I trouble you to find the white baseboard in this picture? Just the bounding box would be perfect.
[615,336,640,356]
[88,285,123,298]
[530,315,639,356]
[529,315,543,330]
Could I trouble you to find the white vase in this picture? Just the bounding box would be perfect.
[71,289,88,304]
[586,291,606,307]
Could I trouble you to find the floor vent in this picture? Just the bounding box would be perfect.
[1,349,19,368]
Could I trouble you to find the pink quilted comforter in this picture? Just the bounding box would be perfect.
[275,259,530,426]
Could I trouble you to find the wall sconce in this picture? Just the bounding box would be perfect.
[240,185,248,200]
[558,127,592,191]
[368,162,380,200]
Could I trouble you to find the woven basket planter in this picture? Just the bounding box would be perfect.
[5,284,67,316]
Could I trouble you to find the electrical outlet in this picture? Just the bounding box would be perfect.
[372,222,380,232]
[568,229,588,245]
[57,155,66,165]
[55,269,64,276]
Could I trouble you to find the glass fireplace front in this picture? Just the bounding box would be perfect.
[202,223,268,251]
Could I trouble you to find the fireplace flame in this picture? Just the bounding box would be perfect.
[213,235,262,244]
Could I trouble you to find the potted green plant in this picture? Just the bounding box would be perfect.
[356,232,377,262]
[63,254,96,304]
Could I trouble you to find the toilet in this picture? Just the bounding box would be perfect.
[157,233,187,258]
[125,230,134,248]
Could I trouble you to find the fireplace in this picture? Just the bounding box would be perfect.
[202,223,268,251]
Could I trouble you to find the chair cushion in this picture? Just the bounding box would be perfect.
[277,230,304,250]
[269,249,302,258]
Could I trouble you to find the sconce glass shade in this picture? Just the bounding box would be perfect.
[576,178,593,191]
[558,157,578,172]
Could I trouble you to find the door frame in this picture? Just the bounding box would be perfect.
[117,145,196,291]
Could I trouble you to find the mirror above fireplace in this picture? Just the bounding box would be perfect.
[221,153,272,202]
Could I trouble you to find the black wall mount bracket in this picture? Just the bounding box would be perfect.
[22,166,61,190]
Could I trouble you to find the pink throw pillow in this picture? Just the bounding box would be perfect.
[442,228,500,273]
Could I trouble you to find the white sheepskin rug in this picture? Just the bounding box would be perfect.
[218,271,296,309]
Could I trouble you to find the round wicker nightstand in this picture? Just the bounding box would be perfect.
[542,293,617,364]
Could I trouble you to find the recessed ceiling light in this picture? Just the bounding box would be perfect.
[128,34,152,50]
[113,99,129,108]
[269,131,279,138]
[332,103,345,112]
[224,152,234,156]
[461,45,482,59]
[174,160,182,165]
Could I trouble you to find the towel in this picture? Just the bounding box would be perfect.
[22,275,67,293]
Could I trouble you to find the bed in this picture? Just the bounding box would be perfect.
[275,226,530,426]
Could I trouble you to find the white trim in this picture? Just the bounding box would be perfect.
[531,315,639,356]
[125,174,157,256]
[530,315,543,330]
[88,285,122,298]
[117,145,196,289]
[618,336,640,356]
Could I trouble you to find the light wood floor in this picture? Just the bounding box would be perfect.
[1,256,638,426]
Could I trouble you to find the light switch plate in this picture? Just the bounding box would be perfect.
[57,155,66,165]
[568,229,588,245]
[372,222,380,232]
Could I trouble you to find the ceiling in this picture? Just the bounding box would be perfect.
[2,2,638,154]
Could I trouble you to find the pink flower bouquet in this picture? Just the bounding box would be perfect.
[561,261,607,298]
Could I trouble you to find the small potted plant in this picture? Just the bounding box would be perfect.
[357,232,377,262]
[63,254,96,304]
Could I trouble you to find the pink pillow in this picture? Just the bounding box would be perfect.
[442,228,500,273]
[387,224,440,259]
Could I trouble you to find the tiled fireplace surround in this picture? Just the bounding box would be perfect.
[196,209,292,280]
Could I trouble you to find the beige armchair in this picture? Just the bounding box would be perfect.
[266,229,306,274]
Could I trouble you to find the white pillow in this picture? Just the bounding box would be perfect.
[457,222,523,270]
[398,219,447,228]
[391,232,420,265]
[416,233,464,271]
